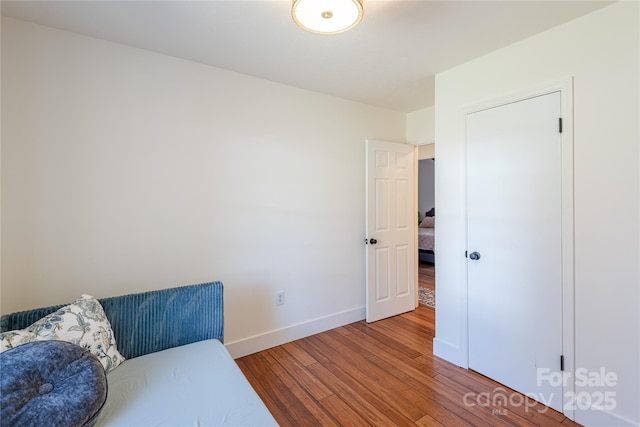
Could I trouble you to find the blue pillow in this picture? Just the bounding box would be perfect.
[0,340,108,427]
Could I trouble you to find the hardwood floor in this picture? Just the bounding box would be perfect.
[419,261,435,292]
[237,301,581,426]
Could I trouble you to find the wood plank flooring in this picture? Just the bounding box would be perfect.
[419,262,435,292]
[237,263,580,426]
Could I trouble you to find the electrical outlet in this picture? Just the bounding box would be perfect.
[276,291,285,306]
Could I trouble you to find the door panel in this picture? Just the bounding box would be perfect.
[375,248,389,300]
[396,245,410,296]
[366,140,416,323]
[375,180,389,230]
[467,92,563,411]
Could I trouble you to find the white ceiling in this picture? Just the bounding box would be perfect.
[1,0,612,112]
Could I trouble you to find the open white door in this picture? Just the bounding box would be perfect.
[365,139,416,323]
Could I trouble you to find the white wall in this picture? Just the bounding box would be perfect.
[416,143,435,160]
[434,2,639,426]
[0,18,406,357]
[407,105,435,145]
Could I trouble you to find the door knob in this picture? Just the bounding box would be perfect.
[369,238,378,245]
[469,251,481,260]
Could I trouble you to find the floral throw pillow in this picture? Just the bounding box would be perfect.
[0,294,125,372]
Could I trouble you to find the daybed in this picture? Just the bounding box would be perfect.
[0,281,278,426]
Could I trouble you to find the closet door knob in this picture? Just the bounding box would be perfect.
[469,251,481,260]
[369,238,378,245]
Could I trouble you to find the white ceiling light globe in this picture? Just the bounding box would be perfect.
[292,0,364,35]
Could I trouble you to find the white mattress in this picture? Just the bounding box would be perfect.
[95,339,278,426]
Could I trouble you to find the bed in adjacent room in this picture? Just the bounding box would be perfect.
[418,209,435,264]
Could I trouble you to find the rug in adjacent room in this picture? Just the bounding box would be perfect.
[418,287,435,308]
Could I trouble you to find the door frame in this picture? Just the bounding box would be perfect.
[461,78,575,419]
[415,142,435,307]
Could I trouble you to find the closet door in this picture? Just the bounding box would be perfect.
[467,91,563,411]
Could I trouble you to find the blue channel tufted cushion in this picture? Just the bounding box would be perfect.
[0,340,108,427]
[1,281,224,360]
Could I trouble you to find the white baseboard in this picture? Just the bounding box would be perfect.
[576,407,639,427]
[432,336,639,427]
[225,306,366,359]
[433,337,467,368]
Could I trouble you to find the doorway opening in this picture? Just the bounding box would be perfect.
[417,147,435,309]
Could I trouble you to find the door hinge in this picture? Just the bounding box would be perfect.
[559,117,563,133]
[560,355,565,371]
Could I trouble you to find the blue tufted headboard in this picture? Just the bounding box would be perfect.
[0,281,224,360]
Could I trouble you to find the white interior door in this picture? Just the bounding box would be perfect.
[467,92,564,411]
[365,140,416,323]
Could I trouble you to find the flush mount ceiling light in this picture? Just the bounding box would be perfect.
[292,0,364,35]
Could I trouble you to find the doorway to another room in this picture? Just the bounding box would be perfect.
[418,262,435,308]
[417,148,435,309]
